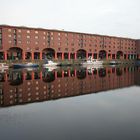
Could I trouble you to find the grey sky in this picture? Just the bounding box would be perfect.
[0,0,140,39]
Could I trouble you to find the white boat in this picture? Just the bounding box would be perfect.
[82,57,103,66]
[43,66,57,72]
[42,59,58,67]
[12,62,39,69]
[0,63,9,69]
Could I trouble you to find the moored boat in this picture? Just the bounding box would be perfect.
[42,59,58,67]
[0,63,9,69]
[12,62,39,69]
[82,57,103,66]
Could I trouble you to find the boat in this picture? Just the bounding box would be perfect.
[82,57,103,66]
[12,62,39,69]
[109,60,120,65]
[42,59,58,67]
[0,63,9,69]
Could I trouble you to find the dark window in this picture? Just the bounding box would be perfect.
[65,48,68,51]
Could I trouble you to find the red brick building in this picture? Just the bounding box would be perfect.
[0,25,140,61]
[0,66,138,107]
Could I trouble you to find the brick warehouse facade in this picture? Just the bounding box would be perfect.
[0,25,140,61]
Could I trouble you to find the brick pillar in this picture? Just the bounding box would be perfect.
[74,53,77,60]
[22,72,26,80]
[86,69,88,77]
[31,52,34,60]
[4,73,8,81]
[40,72,42,80]
[92,53,94,59]
[86,52,88,59]
[4,51,7,60]
[62,53,64,60]
[68,53,70,60]
[32,72,34,80]
[68,69,71,77]
[40,52,42,60]
[106,53,108,60]
[62,70,64,77]
[97,53,98,59]
[55,52,57,60]
[114,54,116,59]
[55,71,57,79]
[22,52,25,60]
[74,69,77,77]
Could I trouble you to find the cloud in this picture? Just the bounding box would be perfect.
[0,0,140,38]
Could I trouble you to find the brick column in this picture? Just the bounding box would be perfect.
[4,51,7,60]
[92,53,94,59]
[74,53,77,60]
[40,52,42,60]
[97,53,98,59]
[86,69,88,77]
[74,69,77,77]
[62,70,64,77]
[22,72,26,80]
[32,71,34,80]
[62,53,64,60]
[86,52,88,59]
[40,72,42,80]
[106,53,108,60]
[68,69,71,77]
[114,54,116,59]
[4,73,8,81]
[31,52,34,60]
[55,52,57,60]
[22,52,25,60]
[55,71,57,79]
[68,53,70,60]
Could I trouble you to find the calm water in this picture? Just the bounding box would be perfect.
[0,66,140,140]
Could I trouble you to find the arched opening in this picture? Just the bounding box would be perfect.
[43,71,55,83]
[25,52,31,59]
[7,47,23,60]
[0,73,5,82]
[64,53,68,59]
[77,49,86,59]
[77,68,86,79]
[99,50,107,59]
[116,68,123,76]
[98,68,106,77]
[26,72,32,80]
[9,71,23,86]
[0,52,4,60]
[42,48,55,60]
[34,52,40,59]
[116,51,123,59]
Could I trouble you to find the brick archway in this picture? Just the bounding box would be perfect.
[42,48,55,60]
[7,47,23,60]
[117,51,123,59]
[77,49,86,59]
[99,50,107,59]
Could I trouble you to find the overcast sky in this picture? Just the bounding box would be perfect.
[0,0,140,39]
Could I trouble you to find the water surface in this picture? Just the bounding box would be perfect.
[0,66,140,140]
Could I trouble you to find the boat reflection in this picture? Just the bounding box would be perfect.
[0,66,140,107]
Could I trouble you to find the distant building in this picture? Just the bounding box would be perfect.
[0,25,140,60]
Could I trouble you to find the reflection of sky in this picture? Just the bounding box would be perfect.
[0,86,140,140]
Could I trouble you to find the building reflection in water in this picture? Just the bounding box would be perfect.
[0,66,140,107]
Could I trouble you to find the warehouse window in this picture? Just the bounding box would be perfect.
[8,29,12,32]
[27,30,30,33]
